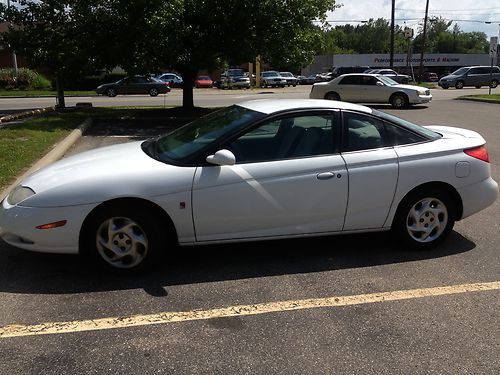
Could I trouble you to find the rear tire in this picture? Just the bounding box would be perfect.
[490,80,498,89]
[149,88,159,96]
[106,88,117,97]
[392,188,456,249]
[324,92,340,101]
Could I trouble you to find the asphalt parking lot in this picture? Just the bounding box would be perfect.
[0,92,499,374]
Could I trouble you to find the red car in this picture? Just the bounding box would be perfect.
[195,75,213,88]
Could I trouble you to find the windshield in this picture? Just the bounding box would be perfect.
[376,75,398,86]
[450,67,469,75]
[373,110,442,140]
[154,105,265,162]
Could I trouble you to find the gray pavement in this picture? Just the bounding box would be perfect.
[0,93,499,374]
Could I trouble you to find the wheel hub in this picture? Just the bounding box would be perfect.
[112,232,132,252]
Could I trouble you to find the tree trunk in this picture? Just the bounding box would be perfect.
[55,71,66,109]
[180,67,197,110]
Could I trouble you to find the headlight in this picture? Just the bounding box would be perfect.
[7,185,35,205]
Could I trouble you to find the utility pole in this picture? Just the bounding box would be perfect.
[418,0,430,83]
[390,0,395,69]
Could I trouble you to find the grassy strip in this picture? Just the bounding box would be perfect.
[0,90,96,97]
[463,94,500,100]
[0,107,190,192]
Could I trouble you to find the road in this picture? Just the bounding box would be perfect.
[0,85,498,111]
[0,91,499,374]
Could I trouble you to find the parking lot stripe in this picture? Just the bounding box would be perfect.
[1,280,499,339]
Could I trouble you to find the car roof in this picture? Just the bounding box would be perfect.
[237,99,373,115]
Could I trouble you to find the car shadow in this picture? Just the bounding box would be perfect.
[368,104,430,111]
[0,230,475,295]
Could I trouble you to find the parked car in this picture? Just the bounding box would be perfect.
[315,72,334,82]
[194,75,213,88]
[156,73,183,88]
[219,68,251,89]
[368,69,411,84]
[422,72,439,82]
[309,73,432,108]
[438,66,500,89]
[1,99,497,272]
[95,76,171,97]
[299,75,318,85]
[279,72,299,87]
[260,71,287,88]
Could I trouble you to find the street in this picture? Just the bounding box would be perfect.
[0,90,499,374]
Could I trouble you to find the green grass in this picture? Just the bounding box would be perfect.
[0,90,96,97]
[464,94,500,100]
[409,82,438,89]
[0,106,216,192]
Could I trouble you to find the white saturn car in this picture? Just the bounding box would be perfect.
[309,73,432,108]
[0,99,497,272]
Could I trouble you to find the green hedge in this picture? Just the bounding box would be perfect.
[0,68,51,90]
[60,73,128,90]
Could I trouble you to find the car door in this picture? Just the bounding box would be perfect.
[340,111,399,230]
[335,75,361,102]
[464,67,480,86]
[359,75,384,102]
[191,111,349,242]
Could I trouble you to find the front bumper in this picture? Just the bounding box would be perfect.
[0,198,96,254]
[409,94,432,104]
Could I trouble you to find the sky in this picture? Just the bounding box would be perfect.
[327,0,500,39]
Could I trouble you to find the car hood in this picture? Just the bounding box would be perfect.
[394,84,429,91]
[439,74,457,80]
[19,141,195,208]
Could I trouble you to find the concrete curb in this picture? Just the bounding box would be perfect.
[0,106,56,124]
[0,117,92,201]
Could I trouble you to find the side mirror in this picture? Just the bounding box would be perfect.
[376,81,384,86]
[206,149,236,166]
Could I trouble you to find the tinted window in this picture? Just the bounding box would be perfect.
[339,76,360,85]
[343,112,387,152]
[226,113,336,163]
[372,109,441,140]
[469,68,481,74]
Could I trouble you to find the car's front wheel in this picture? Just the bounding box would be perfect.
[392,188,456,249]
[84,207,166,273]
[390,93,408,108]
[149,88,159,96]
[455,81,464,89]
[106,88,117,97]
[490,80,498,88]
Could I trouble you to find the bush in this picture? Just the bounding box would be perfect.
[0,68,51,90]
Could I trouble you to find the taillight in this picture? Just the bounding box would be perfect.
[464,146,490,163]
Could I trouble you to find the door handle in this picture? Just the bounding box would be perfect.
[316,171,339,180]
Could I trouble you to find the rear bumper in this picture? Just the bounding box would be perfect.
[457,177,498,219]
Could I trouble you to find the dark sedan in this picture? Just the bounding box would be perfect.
[96,76,171,97]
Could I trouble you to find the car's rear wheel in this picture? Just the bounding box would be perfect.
[84,208,166,273]
[455,81,464,89]
[475,85,482,89]
[149,88,159,96]
[106,88,117,97]
[392,188,456,249]
[490,80,498,89]
[390,93,408,108]
[324,92,340,101]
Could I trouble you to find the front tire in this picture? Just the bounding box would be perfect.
[84,208,166,273]
[490,80,498,89]
[392,188,456,249]
[149,88,159,96]
[106,88,117,97]
[455,81,464,89]
[390,93,408,108]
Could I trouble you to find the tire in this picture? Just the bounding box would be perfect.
[475,85,482,89]
[441,86,449,89]
[455,81,464,89]
[390,93,408,108]
[392,188,456,249]
[324,92,340,101]
[490,80,498,89]
[83,207,167,273]
[106,88,117,97]
[149,88,159,97]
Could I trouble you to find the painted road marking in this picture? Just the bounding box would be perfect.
[1,281,499,339]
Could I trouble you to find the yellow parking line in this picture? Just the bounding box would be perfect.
[1,281,499,339]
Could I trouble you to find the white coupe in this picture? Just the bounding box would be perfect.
[0,99,497,272]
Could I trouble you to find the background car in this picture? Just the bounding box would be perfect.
[1,99,496,272]
[260,71,286,88]
[219,68,250,89]
[156,72,183,88]
[422,72,439,82]
[309,73,432,108]
[438,66,500,89]
[331,66,371,78]
[368,69,411,84]
[95,76,171,97]
[279,72,299,87]
[195,75,213,88]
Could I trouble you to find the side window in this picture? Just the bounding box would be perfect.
[339,76,360,85]
[226,113,336,163]
[384,122,426,146]
[361,76,377,85]
[343,112,387,152]
[468,68,480,75]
